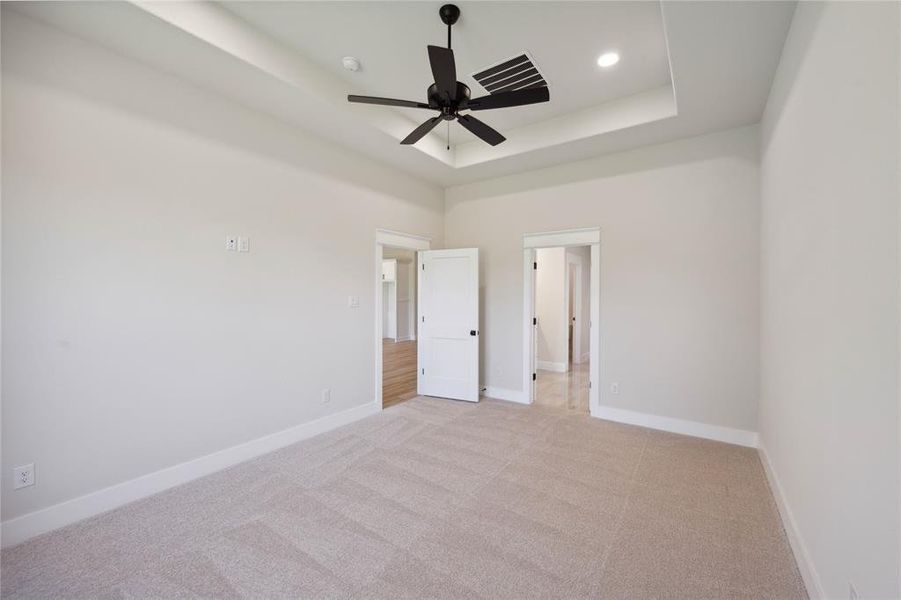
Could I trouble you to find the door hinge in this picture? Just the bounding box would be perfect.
[422,263,425,270]
[422,316,425,323]
[532,372,537,381]
[589,380,592,389]
[533,261,537,270]
[533,317,537,326]
[421,368,425,375]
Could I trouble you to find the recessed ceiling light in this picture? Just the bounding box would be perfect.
[597,52,620,68]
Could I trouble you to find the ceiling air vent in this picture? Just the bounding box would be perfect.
[471,52,548,95]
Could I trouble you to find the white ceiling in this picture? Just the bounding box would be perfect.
[222,1,672,142]
[10,1,796,186]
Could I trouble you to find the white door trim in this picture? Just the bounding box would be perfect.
[523,227,600,249]
[375,229,431,410]
[522,228,601,416]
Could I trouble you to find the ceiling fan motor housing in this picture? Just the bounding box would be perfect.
[428,82,471,118]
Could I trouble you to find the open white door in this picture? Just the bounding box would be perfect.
[417,248,479,402]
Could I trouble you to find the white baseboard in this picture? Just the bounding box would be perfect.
[1,401,381,549]
[758,444,823,599]
[537,361,567,373]
[396,335,415,342]
[593,405,759,448]
[482,386,529,404]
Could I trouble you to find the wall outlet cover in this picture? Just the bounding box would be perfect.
[238,237,249,253]
[13,464,34,489]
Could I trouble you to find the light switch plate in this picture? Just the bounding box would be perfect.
[238,237,249,253]
[348,296,360,308]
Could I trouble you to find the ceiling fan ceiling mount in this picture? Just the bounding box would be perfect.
[346,3,550,147]
[439,4,460,27]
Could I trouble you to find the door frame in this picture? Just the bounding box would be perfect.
[375,229,431,410]
[523,228,601,416]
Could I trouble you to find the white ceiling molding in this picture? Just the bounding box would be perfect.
[454,85,676,168]
[133,1,454,165]
[133,1,677,171]
[11,1,796,186]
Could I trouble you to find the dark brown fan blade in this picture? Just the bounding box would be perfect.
[401,116,443,145]
[457,114,505,146]
[427,45,457,101]
[465,86,549,111]
[348,95,431,109]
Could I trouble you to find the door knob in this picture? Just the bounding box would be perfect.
[470,330,478,336]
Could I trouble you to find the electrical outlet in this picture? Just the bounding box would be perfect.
[321,388,331,404]
[225,236,237,251]
[848,582,859,600]
[13,464,34,490]
[610,382,620,395]
[237,236,249,253]
[347,296,360,308]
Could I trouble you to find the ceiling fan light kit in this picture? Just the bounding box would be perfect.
[347,4,550,147]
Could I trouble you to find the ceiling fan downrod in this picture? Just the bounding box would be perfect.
[439,4,460,49]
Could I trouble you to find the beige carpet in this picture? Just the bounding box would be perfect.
[1,397,806,599]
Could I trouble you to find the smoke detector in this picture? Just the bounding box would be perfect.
[342,56,361,72]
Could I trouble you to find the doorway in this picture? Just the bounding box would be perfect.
[532,245,590,412]
[374,230,480,408]
[522,228,601,416]
[382,248,418,408]
[374,229,431,410]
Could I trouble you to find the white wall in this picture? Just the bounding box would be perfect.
[383,248,416,341]
[566,246,591,362]
[535,247,567,370]
[446,126,760,433]
[1,11,443,524]
[395,259,414,341]
[382,279,397,339]
[758,2,901,598]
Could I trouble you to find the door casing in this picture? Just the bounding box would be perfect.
[522,228,601,415]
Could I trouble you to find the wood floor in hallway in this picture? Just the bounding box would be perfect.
[382,339,417,408]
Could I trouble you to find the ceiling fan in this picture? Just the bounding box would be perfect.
[347,4,550,147]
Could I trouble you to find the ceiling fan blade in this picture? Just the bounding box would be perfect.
[348,95,431,109]
[457,114,506,146]
[401,116,443,145]
[427,45,457,101]
[465,86,550,111]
